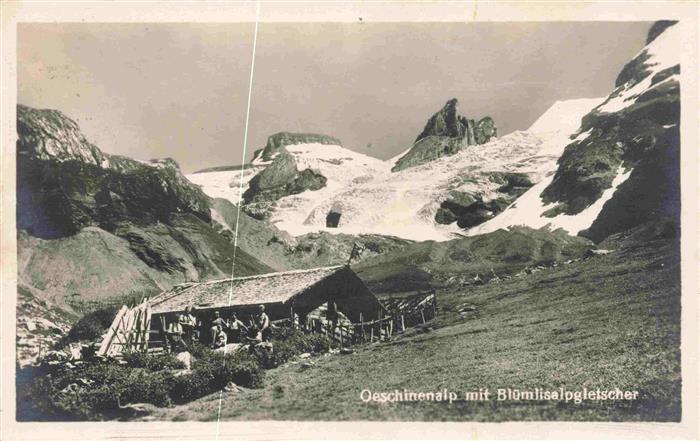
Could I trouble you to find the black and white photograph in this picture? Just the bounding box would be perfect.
[1,2,698,440]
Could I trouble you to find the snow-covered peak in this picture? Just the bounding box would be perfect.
[286,142,389,173]
[596,23,679,114]
[528,98,606,134]
[527,97,606,157]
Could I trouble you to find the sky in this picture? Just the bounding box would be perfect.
[17,22,651,173]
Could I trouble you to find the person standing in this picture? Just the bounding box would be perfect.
[211,323,228,349]
[166,313,186,353]
[227,312,248,343]
[179,306,197,343]
[210,310,227,345]
[326,301,339,334]
[253,305,271,342]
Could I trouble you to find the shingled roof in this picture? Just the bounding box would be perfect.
[149,266,345,314]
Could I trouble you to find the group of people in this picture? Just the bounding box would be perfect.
[164,305,270,352]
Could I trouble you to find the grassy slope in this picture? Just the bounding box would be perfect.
[354,227,593,295]
[148,237,680,422]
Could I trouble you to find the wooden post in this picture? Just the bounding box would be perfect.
[389,318,393,337]
[143,302,152,352]
[159,314,167,351]
[401,315,405,332]
[421,308,426,324]
[370,324,374,342]
[360,313,365,343]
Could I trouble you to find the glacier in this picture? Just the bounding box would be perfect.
[187,97,607,241]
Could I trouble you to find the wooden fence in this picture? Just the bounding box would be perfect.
[284,291,437,348]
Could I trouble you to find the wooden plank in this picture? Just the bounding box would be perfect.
[107,310,127,357]
[143,303,152,351]
[128,307,142,352]
[113,308,136,356]
[99,305,128,356]
[98,305,128,356]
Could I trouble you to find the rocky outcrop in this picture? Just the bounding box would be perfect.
[242,149,326,204]
[17,105,105,166]
[540,21,680,242]
[393,99,497,171]
[17,104,273,306]
[646,20,677,44]
[434,172,534,228]
[253,132,343,162]
[17,106,213,239]
[242,133,339,206]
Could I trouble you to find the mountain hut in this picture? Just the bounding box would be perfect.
[148,265,385,324]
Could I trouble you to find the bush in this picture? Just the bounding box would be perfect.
[19,349,264,420]
[66,306,119,342]
[170,348,264,403]
[21,326,332,420]
[122,351,184,371]
[255,328,332,369]
[20,361,130,420]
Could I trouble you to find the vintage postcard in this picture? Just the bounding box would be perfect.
[1,1,698,440]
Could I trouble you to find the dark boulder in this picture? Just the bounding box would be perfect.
[326,211,342,228]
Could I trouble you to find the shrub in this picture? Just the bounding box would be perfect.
[170,349,264,403]
[119,369,174,408]
[66,306,119,342]
[20,361,129,420]
[122,351,185,371]
[19,348,263,420]
[21,326,332,420]
[255,328,333,369]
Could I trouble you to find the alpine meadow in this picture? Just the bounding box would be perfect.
[14,20,683,424]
